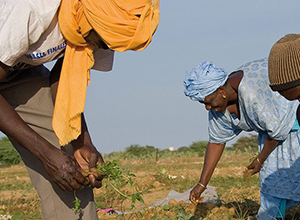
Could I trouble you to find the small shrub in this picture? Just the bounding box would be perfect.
[231,134,258,153]
[0,137,21,167]
[177,146,189,153]
[189,141,208,157]
[124,144,156,159]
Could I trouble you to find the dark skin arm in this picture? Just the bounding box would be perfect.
[50,58,104,188]
[189,142,225,203]
[247,136,278,175]
[0,60,86,191]
[0,28,106,191]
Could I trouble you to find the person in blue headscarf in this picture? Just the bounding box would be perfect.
[184,58,300,220]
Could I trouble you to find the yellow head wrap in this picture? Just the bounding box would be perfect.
[55,0,160,146]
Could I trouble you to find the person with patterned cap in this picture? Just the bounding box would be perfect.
[184,58,300,219]
[269,33,300,101]
[0,0,159,219]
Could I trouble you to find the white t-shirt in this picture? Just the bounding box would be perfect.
[0,0,114,72]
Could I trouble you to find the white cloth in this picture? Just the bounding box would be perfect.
[0,0,114,71]
[151,186,220,207]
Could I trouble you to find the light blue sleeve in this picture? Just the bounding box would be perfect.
[237,58,298,141]
[208,110,243,144]
[240,83,298,141]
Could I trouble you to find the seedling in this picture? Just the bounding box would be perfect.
[249,152,260,163]
[73,191,81,214]
[73,160,144,214]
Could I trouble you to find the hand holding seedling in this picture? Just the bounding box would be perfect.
[73,160,145,214]
[73,143,104,188]
[71,116,105,188]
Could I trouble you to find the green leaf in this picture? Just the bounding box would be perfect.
[131,193,137,203]
[75,159,145,213]
[73,194,81,214]
[136,193,145,204]
[163,204,170,211]
[128,177,133,187]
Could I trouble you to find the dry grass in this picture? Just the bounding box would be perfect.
[0,151,299,219]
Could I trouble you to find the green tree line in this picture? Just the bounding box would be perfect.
[0,134,258,166]
[104,134,258,159]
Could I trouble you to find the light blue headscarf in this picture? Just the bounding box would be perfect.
[184,61,229,101]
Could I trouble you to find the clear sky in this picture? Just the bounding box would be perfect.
[49,0,300,154]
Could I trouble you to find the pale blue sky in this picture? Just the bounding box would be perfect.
[51,1,300,153]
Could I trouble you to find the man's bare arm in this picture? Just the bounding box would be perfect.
[0,60,86,191]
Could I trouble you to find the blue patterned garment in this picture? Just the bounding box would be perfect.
[184,61,229,101]
[208,58,300,201]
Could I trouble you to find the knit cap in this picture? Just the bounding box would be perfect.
[269,33,300,91]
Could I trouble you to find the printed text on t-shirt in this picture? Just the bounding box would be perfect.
[25,42,66,60]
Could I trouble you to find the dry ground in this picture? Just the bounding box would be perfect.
[1,154,300,219]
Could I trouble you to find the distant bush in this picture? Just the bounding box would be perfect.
[105,151,124,159]
[177,146,189,153]
[104,141,209,160]
[231,134,258,153]
[189,141,208,157]
[124,144,156,159]
[102,136,260,160]
[0,137,21,167]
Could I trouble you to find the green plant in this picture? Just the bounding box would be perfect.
[175,212,194,220]
[173,204,195,220]
[74,160,144,214]
[163,204,170,211]
[231,134,258,153]
[189,141,208,157]
[0,137,21,167]
[10,214,25,220]
[73,191,81,214]
[249,152,260,163]
[231,201,249,219]
[124,144,156,159]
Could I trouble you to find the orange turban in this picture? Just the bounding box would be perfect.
[55,0,160,146]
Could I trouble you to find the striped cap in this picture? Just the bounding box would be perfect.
[268,34,300,91]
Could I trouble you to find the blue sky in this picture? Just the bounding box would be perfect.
[48,1,300,154]
[83,0,300,154]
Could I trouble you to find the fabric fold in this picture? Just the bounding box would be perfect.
[55,0,160,145]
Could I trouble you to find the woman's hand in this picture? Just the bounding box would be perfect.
[247,137,277,175]
[41,146,87,191]
[189,183,206,204]
[189,142,225,204]
[73,143,104,188]
[246,157,264,175]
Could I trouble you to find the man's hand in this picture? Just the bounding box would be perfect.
[40,147,87,191]
[73,143,104,188]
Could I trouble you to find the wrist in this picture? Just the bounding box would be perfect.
[256,157,264,166]
[18,132,57,160]
[33,143,59,165]
[71,132,94,150]
[197,182,207,189]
